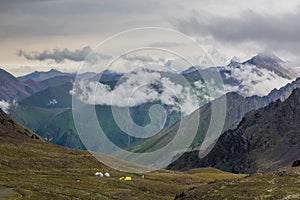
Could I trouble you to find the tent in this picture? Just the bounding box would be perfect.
[119,176,132,181]
[94,172,103,177]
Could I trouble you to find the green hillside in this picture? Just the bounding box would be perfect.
[0,109,246,199]
[20,82,73,108]
[10,105,85,149]
[10,103,181,150]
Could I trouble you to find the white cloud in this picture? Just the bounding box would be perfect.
[223,64,292,96]
[70,68,208,114]
[0,100,10,114]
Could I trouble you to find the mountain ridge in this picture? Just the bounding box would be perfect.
[168,88,300,173]
[0,68,38,102]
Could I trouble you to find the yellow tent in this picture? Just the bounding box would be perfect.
[119,176,132,181]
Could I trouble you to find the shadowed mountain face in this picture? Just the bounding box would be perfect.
[168,88,300,174]
[0,69,38,102]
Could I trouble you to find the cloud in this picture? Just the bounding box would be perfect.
[149,42,184,48]
[18,46,112,64]
[0,100,10,114]
[0,0,162,38]
[70,68,208,114]
[223,64,291,96]
[175,8,300,54]
[122,54,166,64]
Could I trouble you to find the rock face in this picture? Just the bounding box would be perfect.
[168,88,300,174]
[292,160,300,167]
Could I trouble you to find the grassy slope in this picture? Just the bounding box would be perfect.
[9,105,68,130]
[11,103,181,150]
[0,109,245,199]
[0,140,246,199]
[10,106,85,149]
[175,167,300,199]
[3,139,300,200]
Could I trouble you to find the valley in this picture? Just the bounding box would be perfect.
[1,53,300,199]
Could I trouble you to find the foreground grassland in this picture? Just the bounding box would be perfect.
[175,167,300,200]
[1,140,300,199]
[0,140,245,200]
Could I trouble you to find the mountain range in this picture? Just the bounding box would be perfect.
[0,53,299,154]
[127,77,300,155]
[18,69,73,82]
[168,88,300,173]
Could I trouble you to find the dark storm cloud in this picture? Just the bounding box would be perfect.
[18,46,112,64]
[176,8,300,52]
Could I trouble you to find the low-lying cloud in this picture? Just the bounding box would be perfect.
[71,69,208,114]
[223,64,291,96]
[18,46,112,64]
[0,100,10,114]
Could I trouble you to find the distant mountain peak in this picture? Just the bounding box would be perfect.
[257,51,282,60]
[18,69,73,82]
[250,52,283,64]
[241,53,296,79]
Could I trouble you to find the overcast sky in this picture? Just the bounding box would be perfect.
[1,0,300,75]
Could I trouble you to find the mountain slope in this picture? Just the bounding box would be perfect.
[39,75,75,89]
[0,68,37,102]
[128,77,300,168]
[169,88,300,173]
[0,108,245,199]
[174,166,300,200]
[20,82,73,108]
[127,78,300,152]
[0,108,39,144]
[221,53,295,96]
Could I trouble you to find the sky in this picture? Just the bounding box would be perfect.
[1,0,300,76]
